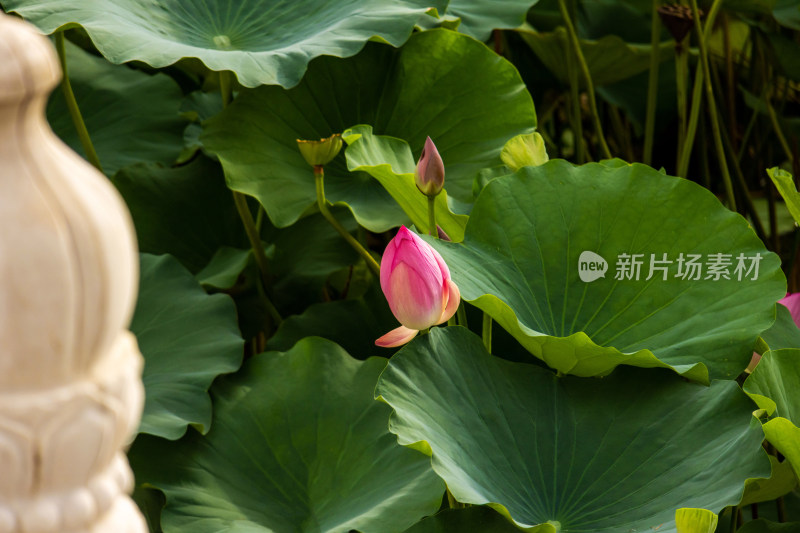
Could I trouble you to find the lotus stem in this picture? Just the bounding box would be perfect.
[567,50,585,163]
[766,90,794,165]
[219,71,282,327]
[55,31,103,173]
[689,0,736,210]
[428,196,437,238]
[674,37,690,171]
[456,303,468,329]
[643,0,661,165]
[232,192,283,326]
[482,312,492,354]
[558,0,612,160]
[314,167,381,276]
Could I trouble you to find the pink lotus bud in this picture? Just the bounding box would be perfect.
[414,136,445,197]
[375,226,460,347]
[779,292,800,326]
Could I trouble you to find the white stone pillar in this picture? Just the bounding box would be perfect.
[0,13,147,533]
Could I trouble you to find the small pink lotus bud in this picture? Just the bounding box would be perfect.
[414,136,445,197]
[375,226,460,347]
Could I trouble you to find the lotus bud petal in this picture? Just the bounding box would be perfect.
[415,136,445,197]
[375,226,460,347]
[297,133,343,167]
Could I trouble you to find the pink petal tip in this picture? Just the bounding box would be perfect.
[375,325,419,348]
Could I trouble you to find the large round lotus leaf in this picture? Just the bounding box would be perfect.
[46,40,185,176]
[2,0,446,88]
[131,337,445,533]
[430,160,785,382]
[132,254,244,439]
[202,29,536,228]
[442,0,541,41]
[375,327,770,532]
[518,27,674,87]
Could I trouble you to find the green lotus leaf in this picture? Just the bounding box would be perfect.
[130,337,444,532]
[375,327,770,532]
[266,284,398,359]
[110,157,246,273]
[443,0,541,41]
[3,0,446,88]
[195,247,257,291]
[431,160,785,381]
[343,125,469,241]
[764,418,800,480]
[745,349,800,478]
[132,254,244,440]
[755,304,800,373]
[740,456,798,507]
[675,508,718,533]
[402,506,523,533]
[201,29,536,228]
[745,349,800,421]
[265,209,361,314]
[518,26,674,87]
[46,40,185,176]
[767,168,800,226]
[774,0,800,31]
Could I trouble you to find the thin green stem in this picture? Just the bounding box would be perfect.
[315,167,381,276]
[219,70,232,107]
[232,192,282,325]
[718,111,768,243]
[427,195,437,237]
[728,506,738,532]
[736,104,760,164]
[219,71,281,327]
[608,105,633,162]
[777,496,786,522]
[643,0,661,165]
[765,91,794,164]
[722,14,738,153]
[566,43,585,163]
[482,312,492,354]
[456,303,468,329]
[55,31,103,173]
[690,0,736,210]
[558,0,612,160]
[674,41,690,171]
[678,0,724,178]
[677,59,704,178]
[255,205,265,233]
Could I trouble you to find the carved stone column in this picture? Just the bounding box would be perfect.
[0,13,147,533]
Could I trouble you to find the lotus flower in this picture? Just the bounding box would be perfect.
[747,292,800,372]
[375,226,460,347]
[414,136,445,197]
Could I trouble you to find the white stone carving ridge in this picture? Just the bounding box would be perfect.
[0,13,147,533]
